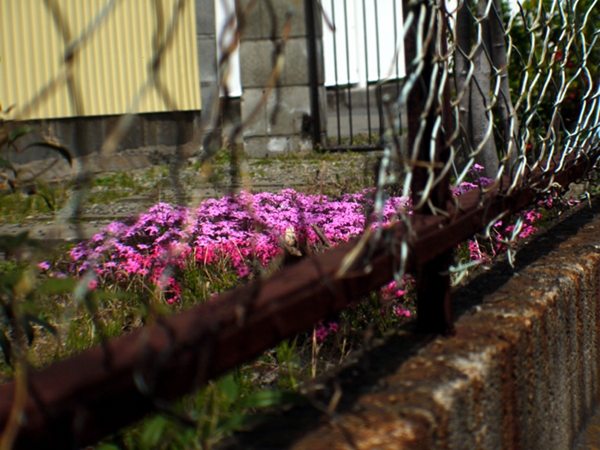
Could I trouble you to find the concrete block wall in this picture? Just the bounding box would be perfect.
[238,0,323,157]
[4,111,198,163]
[222,203,600,449]
[195,0,227,135]
[195,0,219,110]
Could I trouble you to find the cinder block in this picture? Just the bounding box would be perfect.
[265,86,311,135]
[237,0,263,40]
[194,0,216,37]
[238,0,306,40]
[143,112,181,147]
[119,114,145,151]
[242,136,270,157]
[200,81,221,117]
[242,135,310,157]
[280,38,309,86]
[73,116,106,157]
[197,37,218,84]
[267,0,307,39]
[239,40,275,88]
[103,114,144,152]
[240,88,268,136]
[51,117,77,154]
[174,111,196,145]
[239,38,311,89]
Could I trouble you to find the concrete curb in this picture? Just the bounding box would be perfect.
[222,202,600,449]
[295,216,600,448]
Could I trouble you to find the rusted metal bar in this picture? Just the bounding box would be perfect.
[0,149,596,449]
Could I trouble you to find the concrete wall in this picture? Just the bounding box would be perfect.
[196,0,219,111]
[222,202,600,449]
[0,111,200,181]
[237,0,325,157]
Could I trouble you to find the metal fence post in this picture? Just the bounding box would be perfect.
[304,0,324,149]
[406,0,454,335]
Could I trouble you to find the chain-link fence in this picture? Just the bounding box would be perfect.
[0,0,599,448]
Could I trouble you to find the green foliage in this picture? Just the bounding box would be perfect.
[0,235,66,368]
[276,338,301,390]
[506,0,600,157]
[99,370,306,450]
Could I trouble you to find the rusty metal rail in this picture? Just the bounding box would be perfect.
[0,149,597,449]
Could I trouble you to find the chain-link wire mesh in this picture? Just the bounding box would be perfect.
[359,0,600,276]
[0,0,599,447]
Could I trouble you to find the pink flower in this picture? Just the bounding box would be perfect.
[394,306,411,318]
[314,320,339,341]
[236,266,250,278]
[38,261,51,271]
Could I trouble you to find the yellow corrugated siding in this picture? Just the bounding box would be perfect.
[0,0,201,120]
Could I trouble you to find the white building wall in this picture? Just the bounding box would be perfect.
[215,0,242,97]
[322,0,406,87]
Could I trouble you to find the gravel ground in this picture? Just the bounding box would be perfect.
[0,151,381,241]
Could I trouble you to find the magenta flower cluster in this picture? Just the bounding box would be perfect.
[68,189,409,303]
[57,167,556,338]
[453,163,557,261]
[314,320,339,341]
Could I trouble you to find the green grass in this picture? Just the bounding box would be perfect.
[326,133,384,148]
[0,180,72,223]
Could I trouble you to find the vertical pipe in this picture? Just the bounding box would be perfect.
[343,0,354,144]
[393,0,401,99]
[393,0,403,158]
[362,0,373,144]
[331,0,342,145]
[374,0,385,142]
[304,0,323,149]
